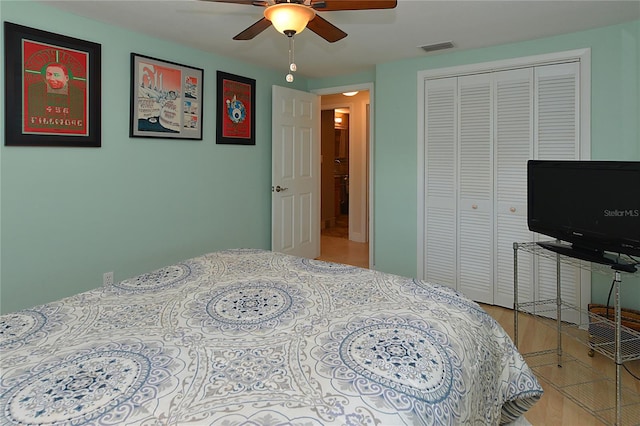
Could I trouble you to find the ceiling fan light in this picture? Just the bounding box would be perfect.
[264,3,316,35]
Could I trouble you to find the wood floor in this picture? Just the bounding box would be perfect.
[318,215,369,268]
[316,231,640,425]
[484,304,640,425]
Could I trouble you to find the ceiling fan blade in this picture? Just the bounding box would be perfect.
[311,0,397,11]
[233,18,273,40]
[306,15,347,43]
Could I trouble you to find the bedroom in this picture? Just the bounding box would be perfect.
[1,0,638,315]
[1,0,639,424]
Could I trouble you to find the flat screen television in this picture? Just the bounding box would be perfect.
[527,160,640,272]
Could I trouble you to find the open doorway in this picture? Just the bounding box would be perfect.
[316,90,370,268]
[321,108,349,238]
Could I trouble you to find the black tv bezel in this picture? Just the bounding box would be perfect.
[527,160,640,261]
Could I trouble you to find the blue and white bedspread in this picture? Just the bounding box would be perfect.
[0,249,542,425]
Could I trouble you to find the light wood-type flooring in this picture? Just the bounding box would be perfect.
[484,304,640,425]
[316,227,640,425]
[318,215,369,268]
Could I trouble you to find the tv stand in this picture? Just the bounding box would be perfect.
[513,241,640,425]
[536,241,638,273]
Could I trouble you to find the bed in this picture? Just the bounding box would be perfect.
[0,249,542,425]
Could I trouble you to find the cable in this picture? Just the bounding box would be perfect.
[605,277,615,320]
[625,363,640,381]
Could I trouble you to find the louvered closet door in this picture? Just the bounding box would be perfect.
[422,60,583,309]
[494,68,535,308]
[534,63,582,322]
[424,77,457,287]
[457,74,494,304]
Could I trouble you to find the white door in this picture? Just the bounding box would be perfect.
[423,77,458,287]
[271,85,321,259]
[533,62,585,324]
[457,73,494,304]
[422,62,584,312]
[493,68,535,308]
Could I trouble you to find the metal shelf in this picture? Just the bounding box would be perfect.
[516,299,640,363]
[513,240,640,426]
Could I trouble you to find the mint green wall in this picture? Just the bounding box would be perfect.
[1,1,638,313]
[0,1,309,313]
[370,20,640,309]
[312,23,640,304]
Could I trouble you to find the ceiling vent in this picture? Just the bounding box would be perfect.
[420,41,455,53]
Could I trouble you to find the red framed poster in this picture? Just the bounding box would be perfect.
[216,71,256,145]
[4,22,101,147]
[130,53,203,140]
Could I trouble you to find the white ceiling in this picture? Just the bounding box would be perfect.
[44,0,640,79]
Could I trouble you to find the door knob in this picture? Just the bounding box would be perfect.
[274,185,288,192]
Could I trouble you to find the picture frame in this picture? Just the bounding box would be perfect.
[130,53,203,140]
[4,22,101,147]
[216,71,256,145]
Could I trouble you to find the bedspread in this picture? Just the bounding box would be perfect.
[0,249,542,425]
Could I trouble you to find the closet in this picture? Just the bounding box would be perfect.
[421,58,587,310]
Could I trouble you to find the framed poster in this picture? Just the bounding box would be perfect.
[216,71,255,145]
[4,22,101,147]
[130,53,203,140]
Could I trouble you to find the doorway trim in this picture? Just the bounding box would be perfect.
[313,82,375,269]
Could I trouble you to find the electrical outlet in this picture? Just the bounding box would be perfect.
[103,271,114,286]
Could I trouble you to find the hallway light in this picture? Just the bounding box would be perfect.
[342,91,359,96]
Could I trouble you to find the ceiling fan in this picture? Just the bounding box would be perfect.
[199,0,398,43]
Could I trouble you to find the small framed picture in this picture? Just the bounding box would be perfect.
[216,71,256,145]
[130,53,203,140]
[4,22,101,147]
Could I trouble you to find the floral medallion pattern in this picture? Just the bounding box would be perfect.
[0,310,46,349]
[183,279,313,334]
[0,340,180,425]
[293,257,362,275]
[113,263,193,291]
[206,282,292,324]
[0,250,542,425]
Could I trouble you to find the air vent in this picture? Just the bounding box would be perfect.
[420,41,455,53]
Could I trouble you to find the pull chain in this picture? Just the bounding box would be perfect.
[286,34,296,82]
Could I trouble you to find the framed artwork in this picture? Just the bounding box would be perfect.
[130,53,203,140]
[4,22,101,147]
[216,71,255,145]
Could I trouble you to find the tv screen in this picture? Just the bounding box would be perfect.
[527,160,640,270]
